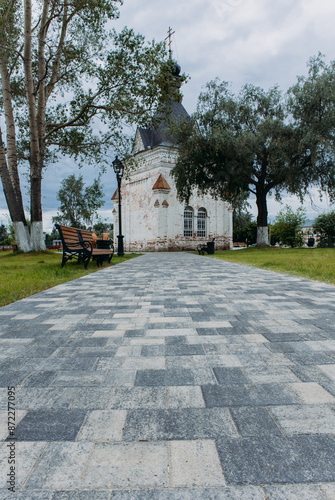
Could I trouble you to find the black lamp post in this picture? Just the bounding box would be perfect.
[112,156,125,256]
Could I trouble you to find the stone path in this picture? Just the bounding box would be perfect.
[1,252,335,499]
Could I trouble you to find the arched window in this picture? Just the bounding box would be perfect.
[197,208,207,238]
[184,207,193,237]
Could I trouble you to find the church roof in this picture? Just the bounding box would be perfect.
[111,188,119,201]
[137,100,190,151]
[152,174,171,191]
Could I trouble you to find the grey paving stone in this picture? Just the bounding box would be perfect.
[16,387,79,409]
[0,492,54,500]
[0,369,31,387]
[213,367,249,385]
[196,328,218,336]
[230,407,283,437]
[269,405,335,435]
[265,342,298,353]
[262,484,326,499]
[13,409,87,441]
[53,492,110,499]
[165,344,205,356]
[51,371,106,387]
[69,388,113,409]
[124,329,146,337]
[108,488,265,499]
[0,441,48,489]
[103,369,136,386]
[165,356,194,369]
[65,337,109,347]
[141,345,166,357]
[107,387,166,409]
[76,410,126,441]
[262,332,303,342]
[165,336,186,345]
[167,385,205,408]
[285,352,335,365]
[81,442,168,489]
[243,366,300,384]
[135,368,196,386]
[169,440,225,487]
[122,408,238,440]
[215,436,335,485]
[24,442,93,489]
[202,383,299,407]
[20,370,59,387]
[322,484,335,499]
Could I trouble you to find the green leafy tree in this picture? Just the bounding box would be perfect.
[288,54,335,200]
[93,221,113,238]
[45,227,60,247]
[0,223,8,245]
[271,206,306,247]
[233,210,257,245]
[53,174,105,228]
[84,176,105,228]
[172,63,335,246]
[0,0,180,252]
[313,211,335,247]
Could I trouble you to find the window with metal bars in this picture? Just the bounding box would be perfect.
[197,208,207,237]
[184,208,193,237]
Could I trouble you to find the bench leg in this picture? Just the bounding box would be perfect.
[61,253,69,268]
[83,255,91,269]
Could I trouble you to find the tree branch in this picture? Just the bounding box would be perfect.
[45,0,69,100]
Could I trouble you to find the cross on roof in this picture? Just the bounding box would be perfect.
[165,27,175,58]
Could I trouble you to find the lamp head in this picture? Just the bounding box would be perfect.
[112,156,124,178]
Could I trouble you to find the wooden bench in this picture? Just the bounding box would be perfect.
[197,237,216,255]
[55,224,114,269]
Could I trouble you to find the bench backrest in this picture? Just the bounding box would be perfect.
[55,224,82,249]
[79,229,95,244]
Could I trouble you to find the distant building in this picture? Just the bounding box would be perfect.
[301,220,318,246]
[112,61,233,252]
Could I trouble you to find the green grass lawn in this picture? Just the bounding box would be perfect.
[0,250,141,307]
[208,247,335,285]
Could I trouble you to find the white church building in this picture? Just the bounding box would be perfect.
[112,63,233,252]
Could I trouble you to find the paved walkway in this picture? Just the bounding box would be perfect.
[1,252,335,499]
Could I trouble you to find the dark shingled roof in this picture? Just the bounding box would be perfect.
[137,100,190,151]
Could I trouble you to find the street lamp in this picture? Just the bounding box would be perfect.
[112,156,125,256]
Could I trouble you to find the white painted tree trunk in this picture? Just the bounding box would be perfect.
[257,226,269,246]
[30,221,46,251]
[13,222,31,252]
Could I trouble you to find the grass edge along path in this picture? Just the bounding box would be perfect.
[0,251,141,308]
[208,247,335,286]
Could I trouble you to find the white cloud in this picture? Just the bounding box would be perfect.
[2,0,335,225]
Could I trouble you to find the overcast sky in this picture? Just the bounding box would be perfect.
[1,0,335,231]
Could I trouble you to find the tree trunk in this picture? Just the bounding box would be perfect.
[256,185,269,246]
[0,48,31,252]
[24,0,45,251]
[0,136,31,252]
[30,172,45,251]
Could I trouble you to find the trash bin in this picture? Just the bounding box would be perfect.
[97,239,112,249]
[207,241,215,255]
[97,239,112,261]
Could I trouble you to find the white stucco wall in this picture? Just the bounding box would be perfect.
[113,145,233,252]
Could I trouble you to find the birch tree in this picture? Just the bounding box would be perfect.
[0,0,176,251]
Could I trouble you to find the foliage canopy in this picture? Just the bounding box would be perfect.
[172,56,335,245]
[313,210,335,247]
[0,0,180,251]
